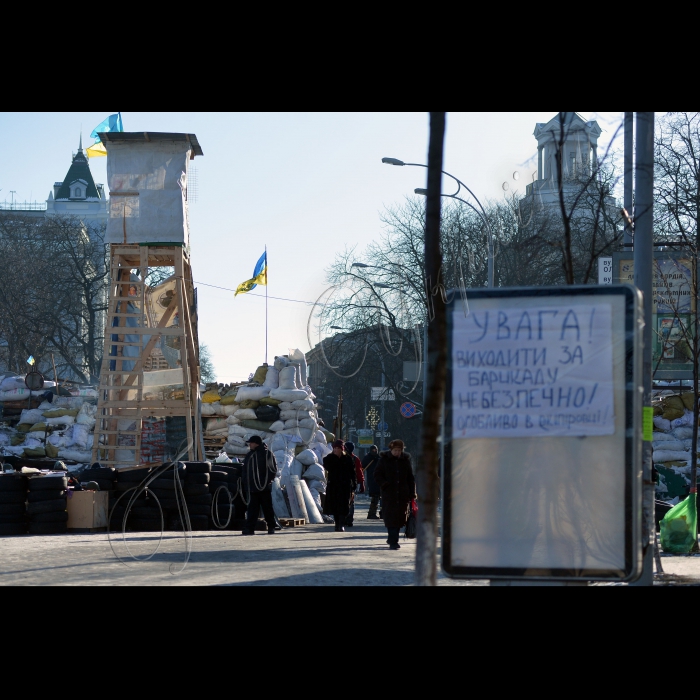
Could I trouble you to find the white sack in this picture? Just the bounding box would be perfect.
[26,431,46,442]
[236,385,271,401]
[291,459,304,478]
[206,418,228,434]
[225,415,241,426]
[291,398,315,411]
[653,432,674,442]
[652,439,685,452]
[288,348,308,386]
[221,404,238,416]
[310,441,332,464]
[654,417,672,431]
[281,427,314,444]
[47,434,69,448]
[269,420,285,432]
[71,424,91,450]
[20,409,45,425]
[46,415,75,427]
[263,367,279,389]
[229,425,267,438]
[224,443,249,455]
[302,463,326,483]
[297,449,318,466]
[674,426,694,440]
[307,478,326,495]
[2,446,26,456]
[278,367,297,391]
[201,403,216,416]
[312,430,327,445]
[273,355,289,371]
[671,411,694,428]
[58,448,92,463]
[280,409,311,421]
[652,449,691,463]
[76,402,97,427]
[234,408,258,420]
[278,402,292,410]
[299,418,317,430]
[307,485,324,510]
[269,388,310,402]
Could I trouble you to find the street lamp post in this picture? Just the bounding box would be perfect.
[383,158,495,288]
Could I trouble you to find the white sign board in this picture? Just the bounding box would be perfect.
[598,257,613,285]
[371,387,395,401]
[452,304,614,439]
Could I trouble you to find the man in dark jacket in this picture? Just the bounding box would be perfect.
[344,441,365,527]
[373,439,416,550]
[322,439,357,532]
[241,435,278,535]
[361,445,381,519]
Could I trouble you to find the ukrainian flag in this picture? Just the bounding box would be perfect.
[86,112,123,158]
[235,251,267,296]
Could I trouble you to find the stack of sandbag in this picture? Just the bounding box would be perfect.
[652,391,698,502]
[26,474,68,535]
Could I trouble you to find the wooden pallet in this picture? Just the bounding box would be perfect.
[278,517,305,527]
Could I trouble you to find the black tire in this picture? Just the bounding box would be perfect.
[181,461,211,474]
[0,475,27,492]
[30,510,68,523]
[149,478,178,491]
[0,491,27,504]
[0,503,26,517]
[185,504,212,516]
[212,464,239,478]
[116,468,152,483]
[27,499,67,515]
[158,499,181,511]
[183,484,209,497]
[27,489,65,503]
[184,473,210,485]
[115,481,146,492]
[148,488,179,502]
[28,476,67,491]
[210,470,228,481]
[89,479,115,491]
[130,507,162,520]
[0,514,27,524]
[81,467,116,480]
[28,522,67,535]
[186,493,213,505]
[0,522,27,535]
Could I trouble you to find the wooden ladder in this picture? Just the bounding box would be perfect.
[91,244,201,468]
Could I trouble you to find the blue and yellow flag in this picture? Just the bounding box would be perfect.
[86,112,123,158]
[235,251,267,296]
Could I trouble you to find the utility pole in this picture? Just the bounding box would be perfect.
[416,112,446,587]
[623,112,634,248]
[631,112,655,586]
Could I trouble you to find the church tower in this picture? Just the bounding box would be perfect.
[45,134,109,227]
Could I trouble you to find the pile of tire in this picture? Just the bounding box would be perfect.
[0,473,28,536]
[145,463,187,531]
[110,467,153,532]
[209,464,243,529]
[178,461,212,531]
[27,475,68,535]
[80,465,116,495]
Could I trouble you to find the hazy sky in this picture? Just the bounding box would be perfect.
[0,111,626,383]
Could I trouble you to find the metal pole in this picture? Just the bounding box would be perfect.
[624,113,634,248]
[380,360,386,451]
[631,111,655,586]
[487,234,494,288]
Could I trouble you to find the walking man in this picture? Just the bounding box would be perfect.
[344,441,365,527]
[241,435,278,535]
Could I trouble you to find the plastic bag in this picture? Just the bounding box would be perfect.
[659,492,697,554]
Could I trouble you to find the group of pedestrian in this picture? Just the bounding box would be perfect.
[239,434,416,550]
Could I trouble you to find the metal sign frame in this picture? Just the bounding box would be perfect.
[443,285,642,583]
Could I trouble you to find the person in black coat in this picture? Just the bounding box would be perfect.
[241,435,278,535]
[373,439,416,550]
[322,439,357,532]
[361,445,381,519]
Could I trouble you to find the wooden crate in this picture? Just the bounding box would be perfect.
[278,517,305,527]
[67,490,109,530]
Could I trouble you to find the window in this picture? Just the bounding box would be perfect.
[74,187,81,198]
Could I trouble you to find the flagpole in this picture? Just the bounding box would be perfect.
[265,245,268,366]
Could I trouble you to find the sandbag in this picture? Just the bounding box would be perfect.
[202,390,221,403]
[29,422,47,433]
[234,408,258,420]
[225,415,241,426]
[278,402,292,410]
[1,375,26,391]
[58,448,92,462]
[220,395,239,406]
[240,419,275,432]
[271,478,291,518]
[229,425,267,438]
[76,403,97,427]
[46,415,75,427]
[45,442,59,459]
[263,367,279,389]
[307,478,326,496]
[299,418,317,430]
[319,427,336,443]
[252,365,269,384]
[255,404,281,422]
[21,409,45,425]
[281,427,314,444]
[201,403,216,416]
[299,478,323,524]
[71,423,91,450]
[291,398,315,411]
[206,418,229,434]
[270,432,297,452]
[291,459,304,478]
[227,434,247,446]
[652,450,691,463]
[224,443,249,455]
[296,449,318,466]
[236,385,271,402]
[23,447,46,458]
[269,421,285,432]
[280,409,308,421]
[259,396,282,405]
[221,404,238,416]
[269,388,310,402]
[674,427,695,440]
[301,462,326,483]
[309,441,331,464]
[313,430,327,445]
[288,348,308,385]
[278,366,297,391]
[238,399,260,410]
[273,355,289,371]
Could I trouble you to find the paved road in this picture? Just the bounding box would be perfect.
[0,496,482,586]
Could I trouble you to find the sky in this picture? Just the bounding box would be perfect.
[0,111,627,383]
